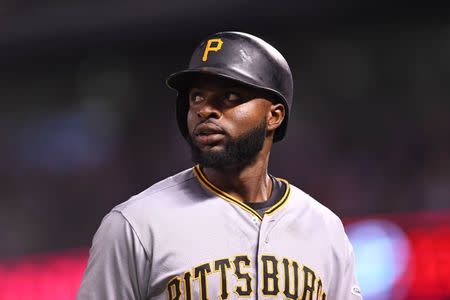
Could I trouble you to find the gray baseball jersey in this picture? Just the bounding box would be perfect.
[77,166,362,299]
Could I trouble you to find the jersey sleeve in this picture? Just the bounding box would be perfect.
[76,211,151,300]
[333,221,363,299]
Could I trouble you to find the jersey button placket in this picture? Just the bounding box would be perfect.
[256,215,276,299]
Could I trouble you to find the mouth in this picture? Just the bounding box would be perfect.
[194,132,225,145]
[193,123,226,145]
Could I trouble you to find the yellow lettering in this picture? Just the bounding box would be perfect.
[202,38,223,61]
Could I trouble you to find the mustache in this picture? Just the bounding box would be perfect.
[192,120,226,136]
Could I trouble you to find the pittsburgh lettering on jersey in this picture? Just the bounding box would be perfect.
[167,255,327,300]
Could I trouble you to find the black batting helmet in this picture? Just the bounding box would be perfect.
[166,31,293,142]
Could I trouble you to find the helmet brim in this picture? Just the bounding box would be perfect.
[168,67,255,91]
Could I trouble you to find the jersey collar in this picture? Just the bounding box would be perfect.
[192,165,291,221]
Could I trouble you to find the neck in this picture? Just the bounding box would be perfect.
[201,143,272,204]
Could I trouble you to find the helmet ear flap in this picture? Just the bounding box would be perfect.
[176,91,190,140]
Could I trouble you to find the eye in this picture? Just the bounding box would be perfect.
[189,92,204,104]
[224,92,243,103]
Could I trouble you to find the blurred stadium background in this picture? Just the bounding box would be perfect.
[0,1,449,299]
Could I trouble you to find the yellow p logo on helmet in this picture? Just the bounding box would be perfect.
[202,38,223,62]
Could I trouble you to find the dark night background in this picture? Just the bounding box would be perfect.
[0,0,449,262]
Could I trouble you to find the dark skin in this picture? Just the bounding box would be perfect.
[187,74,285,203]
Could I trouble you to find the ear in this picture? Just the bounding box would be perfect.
[267,103,285,132]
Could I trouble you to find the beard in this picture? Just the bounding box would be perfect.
[187,119,267,169]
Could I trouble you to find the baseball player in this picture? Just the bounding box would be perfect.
[77,31,362,300]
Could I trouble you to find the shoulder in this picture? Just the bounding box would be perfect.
[288,183,354,255]
[98,167,201,252]
[287,184,340,221]
[113,167,197,211]
[109,167,203,229]
[287,183,349,243]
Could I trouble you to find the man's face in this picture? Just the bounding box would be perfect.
[186,74,274,169]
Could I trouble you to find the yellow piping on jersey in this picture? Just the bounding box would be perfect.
[193,165,291,220]
[193,165,262,220]
[264,178,290,215]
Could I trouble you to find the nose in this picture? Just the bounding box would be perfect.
[196,96,221,120]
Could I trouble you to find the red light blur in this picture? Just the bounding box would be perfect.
[0,212,449,300]
[0,249,88,300]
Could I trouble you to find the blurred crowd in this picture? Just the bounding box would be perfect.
[0,21,449,258]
